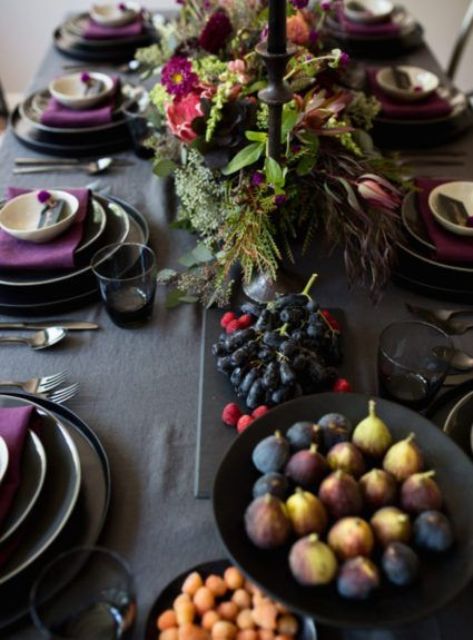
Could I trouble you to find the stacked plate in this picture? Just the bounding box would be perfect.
[10,82,144,157]
[54,11,156,62]
[0,193,149,315]
[0,393,110,631]
[393,192,473,301]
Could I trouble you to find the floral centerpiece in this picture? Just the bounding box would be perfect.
[137,0,404,306]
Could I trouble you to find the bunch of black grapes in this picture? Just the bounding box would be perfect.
[212,293,342,410]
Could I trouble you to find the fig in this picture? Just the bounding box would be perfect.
[382,433,423,482]
[318,470,363,519]
[370,506,412,547]
[285,444,327,488]
[252,431,290,474]
[286,421,323,451]
[382,542,419,586]
[244,494,291,549]
[327,517,374,560]
[326,442,365,478]
[337,557,380,600]
[413,510,454,552]
[400,471,443,514]
[352,400,392,458]
[318,413,351,450]
[289,534,338,586]
[286,488,328,537]
[359,469,397,510]
[253,473,290,500]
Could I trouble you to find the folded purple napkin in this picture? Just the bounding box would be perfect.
[40,77,119,129]
[0,406,34,530]
[415,177,473,264]
[367,69,453,120]
[83,16,143,40]
[335,4,400,36]
[0,188,90,271]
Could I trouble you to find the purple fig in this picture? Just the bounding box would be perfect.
[286,421,323,451]
[337,557,380,600]
[244,494,291,549]
[285,444,327,487]
[328,517,374,560]
[400,471,443,514]
[289,534,338,586]
[326,442,365,478]
[318,470,363,519]
[359,468,397,510]
[414,510,454,552]
[252,431,290,474]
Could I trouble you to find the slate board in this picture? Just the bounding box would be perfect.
[194,307,347,499]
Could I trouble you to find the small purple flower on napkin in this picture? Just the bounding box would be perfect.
[37,190,52,204]
[80,71,91,84]
[118,2,128,10]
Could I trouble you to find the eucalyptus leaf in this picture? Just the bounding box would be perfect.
[221,142,264,175]
[192,243,214,262]
[157,268,177,283]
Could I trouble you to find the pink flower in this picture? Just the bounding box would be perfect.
[228,59,249,83]
[165,91,203,143]
[161,56,198,98]
[357,174,402,211]
[287,12,311,45]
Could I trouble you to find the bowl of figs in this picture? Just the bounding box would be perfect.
[213,393,473,628]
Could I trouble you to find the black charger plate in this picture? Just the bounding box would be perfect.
[53,26,153,63]
[144,559,318,640]
[0,393,110,632]
[213,392,473,628]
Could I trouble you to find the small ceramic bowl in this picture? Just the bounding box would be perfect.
[344,0,394,24]
[90,3,138,27]
[0,190,79,244]
[49,72,114,110]
[376,65,439,102]
[429,182,473,237]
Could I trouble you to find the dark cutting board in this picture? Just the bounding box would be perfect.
[194,307,347,499]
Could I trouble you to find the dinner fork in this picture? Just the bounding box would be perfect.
[34,383,80,404]
[406,303,473,335]
[0,371,68,395]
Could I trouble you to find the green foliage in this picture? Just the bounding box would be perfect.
[206,82,231,142]
[221,142,265,175]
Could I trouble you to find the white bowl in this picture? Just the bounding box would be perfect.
[376,66,439,102]
[344,0,393,24]
[49,72,114,110]
[0,190,79,244]
[90,3,138,27]
[429,182,473,237]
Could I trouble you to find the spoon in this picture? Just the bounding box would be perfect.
[433,346,473,371]
[0,328,67,350]
[13,158,113,176]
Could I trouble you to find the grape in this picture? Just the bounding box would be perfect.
[263,331,284,348]
[280,362,296,385]
[262,361,280,390]
[258,348,274,363]
[226,328,255,351]
[274,293,308,308]
[247,379,265,409]
[306,299,320,312]
[230,366,247,386]
[239,369,258,395]
[271,386,293,404]
[280,340,298,357]
[212,342,227,357]
[280,307,306,325]
[231,347,250,366]
[240,302,263,317]
[217,356,235,373]
[255,309,274,332]
[293,354,309,372]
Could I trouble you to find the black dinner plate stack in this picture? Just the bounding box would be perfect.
[53,11,157,62]
[0,394,110,632]
[0,194,149,316]
[393,193,473,302]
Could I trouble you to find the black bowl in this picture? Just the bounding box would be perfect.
[213,393,473,628]
[144,559,317,640]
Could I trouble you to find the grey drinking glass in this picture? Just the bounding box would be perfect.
[378,321,453,410]
[91,242,157,328]
[30,546,136,640]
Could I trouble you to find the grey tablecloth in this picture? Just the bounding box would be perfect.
[1,41,473,640]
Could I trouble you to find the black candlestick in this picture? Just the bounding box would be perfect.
[268,0,287,54]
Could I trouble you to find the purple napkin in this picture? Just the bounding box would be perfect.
[0,188,90,271]
[0,406,34,529]
[83,16,143,40]
[415,177,473,264]
[40,77,119,129]
[335,4,400,36]
[366,69,453,120]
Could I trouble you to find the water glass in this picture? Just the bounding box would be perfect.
[91,243,157,328]
[30,546,136,640]
[378,321,452,410]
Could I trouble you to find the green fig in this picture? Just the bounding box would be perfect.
[352,400,392,458]
[326,442,365,478]
[370,506,412,547]
[245,494,291,549]
[359,468,397,510]
[286,488,328,537]
[327,517,374,560]
[383,433,423,482]
[289,533,338,586]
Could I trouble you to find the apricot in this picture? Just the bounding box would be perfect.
[252,601,278,631]
[157,610,178,631]
[237,631,258,640]
[194,587,216,614]
[202,611,220,631]
[232,590,252,609]
[183,572,204,597]
[217,602,239,622]
[212,621,237,640]
[224,567,244,590]
[236,609,255,630]
[160,629,179,640]
[276,616,298,636]
[258,631,274,640]
[179,624,209,640]
[175,601,195,626]
[206,575,228,597]
[174,594,191,608]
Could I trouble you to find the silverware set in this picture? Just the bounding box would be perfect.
[13,156,133,175]
[0,372,79,404]
[406,303,473,335]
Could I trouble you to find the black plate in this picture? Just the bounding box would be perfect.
[392,272,473,303]
[61,13,155,49]
[144,559,317,640]
[0,393,110,631]
[213,392,473,628]
[401,192,435,251]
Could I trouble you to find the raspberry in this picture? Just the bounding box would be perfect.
[220,311,236,329]
[333,378,352,393]
[221,403,242,427]
[237,414,254,433]
[225,319,240,334]
[237,314,253,329]
[252,405,269,419]
[321,309,341,332]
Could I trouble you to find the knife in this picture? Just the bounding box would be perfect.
[0,321,100,331]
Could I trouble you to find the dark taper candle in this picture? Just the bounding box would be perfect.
[268,0,287,54]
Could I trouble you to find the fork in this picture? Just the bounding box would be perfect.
[0,371,67,394]
[406,303,473,335]
[34,383,80,405]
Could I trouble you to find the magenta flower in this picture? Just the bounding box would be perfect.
[80,71,91,84]
[161,57,199,98]
[309,29,319,45]
[321,1,332,10]
[290,0,309,7]
[251,171,265,187]
[340,52,350,66]
[198,11,232,54]
[357,174,402,211]
[275,195,287,207]
[118,2,127,10]
[260,24,269,42]
[37,190,52,204]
